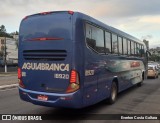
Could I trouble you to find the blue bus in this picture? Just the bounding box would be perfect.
[18,11,147,108]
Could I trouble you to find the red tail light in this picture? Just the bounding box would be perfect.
[22,16,28,21]
[70,70,77,83]
[40,11,51,15]
[18,68,22,79]
[18,67,25,88]
[66,70,80,93]
[68,11,74,15]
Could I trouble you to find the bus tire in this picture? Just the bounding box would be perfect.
[137,82,142,87]
[108,82,118,104]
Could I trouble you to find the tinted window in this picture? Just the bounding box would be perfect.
[86,23,105,54]
[112,34,118,54]
[141,45,145,57]
[123,38,127,55]
[20,13,72,41]
[135,43,138,55]
[127,40,131,55]
[131,41,135,55]
[136,43,140,56]
[139,45,145,57]
[105,31,111,53]
[118,37,123,54]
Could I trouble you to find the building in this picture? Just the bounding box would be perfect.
[0,37,18,64]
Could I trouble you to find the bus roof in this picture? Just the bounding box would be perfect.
[22,11,144,45]
[75,12,144,45]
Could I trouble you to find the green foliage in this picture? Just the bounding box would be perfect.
[149,54,160,62]
[0,25,13,38]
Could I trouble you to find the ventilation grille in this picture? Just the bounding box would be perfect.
[23,50,67,61]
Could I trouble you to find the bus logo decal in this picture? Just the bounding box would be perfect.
[22,62,69,71]
[85,70,95,76]
[130,61,140,68]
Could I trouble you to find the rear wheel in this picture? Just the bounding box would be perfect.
[108,82,118,104]
[137,82,142,87]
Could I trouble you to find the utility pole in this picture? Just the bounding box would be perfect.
[4,37,7,73]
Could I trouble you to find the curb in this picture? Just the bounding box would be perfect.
[0,84,18,90]
[0,73,17,77]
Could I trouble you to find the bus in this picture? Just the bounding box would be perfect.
[18,11,147,108]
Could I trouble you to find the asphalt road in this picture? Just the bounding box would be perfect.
[0,78,160,123]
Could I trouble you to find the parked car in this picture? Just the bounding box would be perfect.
[147,65,159,78]
[148,61,160,74]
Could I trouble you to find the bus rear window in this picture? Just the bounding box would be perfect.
[20,13,72,41]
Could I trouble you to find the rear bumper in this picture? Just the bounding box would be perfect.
[147,73,156,77]
[19,86,83,108]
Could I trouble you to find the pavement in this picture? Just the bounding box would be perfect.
[0,72,17,77]
[0,72,18,90]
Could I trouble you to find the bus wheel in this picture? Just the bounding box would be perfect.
[137,82,142,87]
[108,82,117,104]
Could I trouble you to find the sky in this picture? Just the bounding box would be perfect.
[0,0,160,48]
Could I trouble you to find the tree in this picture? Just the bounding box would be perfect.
[15,31,19,35]
[0,25,7,37]
[149,54,160,61]
[0,25,13,38]
[0,25,6,33]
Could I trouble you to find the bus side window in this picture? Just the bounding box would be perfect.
[123,38,127,55]
[118,36,123,55]
[105,31,111,53]
[131,41,135,56]
[136,43,141,57]
[127,40,131,55]
[139,45,145,57]
[86,23,105,54]
[86,24,94,48]
[112,34,118,54]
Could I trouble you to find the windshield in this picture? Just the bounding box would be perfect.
[19,12,72,41]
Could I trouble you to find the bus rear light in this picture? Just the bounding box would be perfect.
[18,67,25,88]
[66,83,79,93]
[22,16,28,21]
[68,11,74,15]
[18,67,22,79]
[66,70,80,93]
[40,12,51,15]
[70,70,77,83]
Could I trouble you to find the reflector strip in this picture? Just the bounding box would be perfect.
[25,37,64,41]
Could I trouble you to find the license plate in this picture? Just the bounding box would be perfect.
[37,95,48,101]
